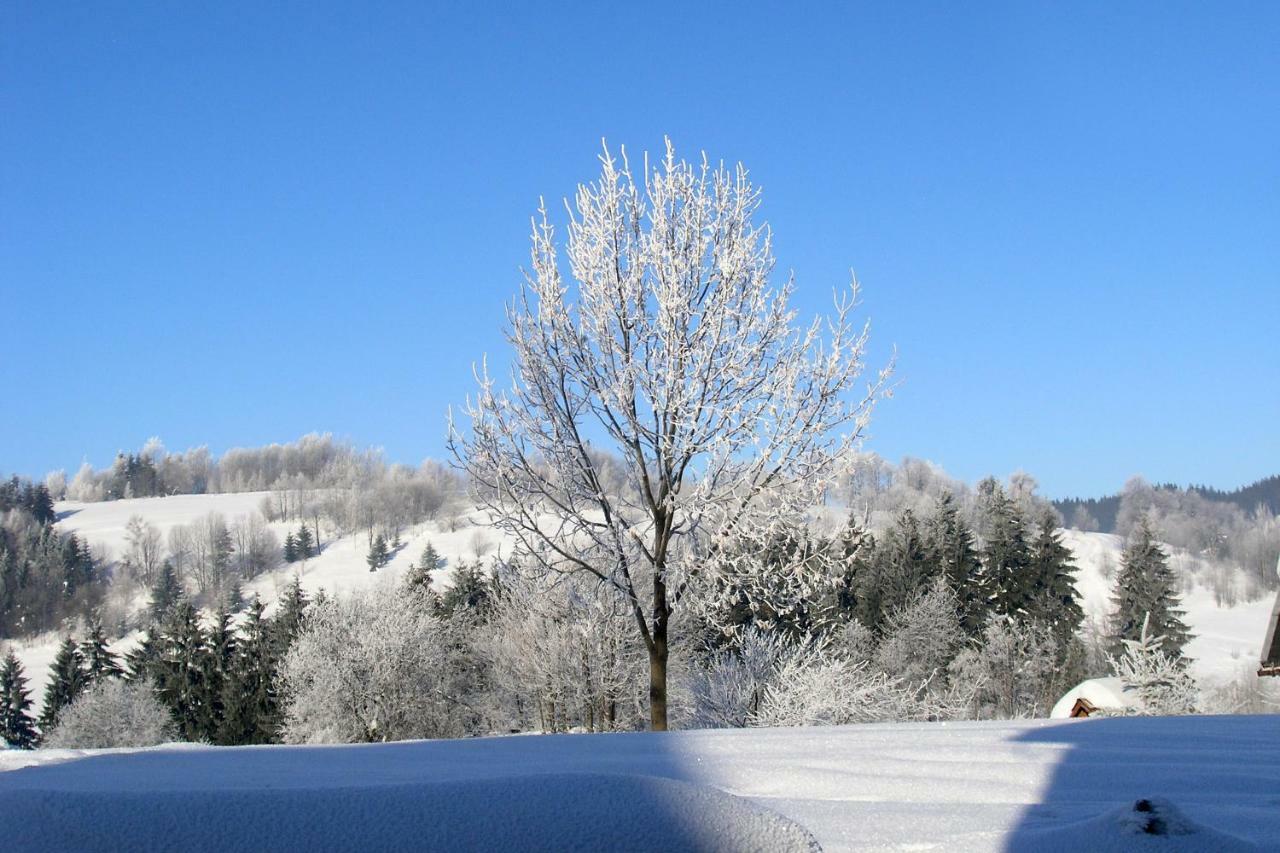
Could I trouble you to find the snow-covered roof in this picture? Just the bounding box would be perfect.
[1050,676,1143,719]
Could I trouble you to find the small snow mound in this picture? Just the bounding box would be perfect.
[3,771,822,853]
[1019,797,1259,852]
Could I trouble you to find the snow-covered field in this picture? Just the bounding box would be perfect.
[2,714,1277,852]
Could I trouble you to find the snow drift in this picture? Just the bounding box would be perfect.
[3,772,820,853]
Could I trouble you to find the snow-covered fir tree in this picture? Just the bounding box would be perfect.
[0,650,39,749]
[39,637,87,731]
[1108,517,1191,658]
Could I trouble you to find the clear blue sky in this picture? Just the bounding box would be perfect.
[2,3,1277,498]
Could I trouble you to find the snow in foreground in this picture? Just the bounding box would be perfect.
[2,715,1277,852]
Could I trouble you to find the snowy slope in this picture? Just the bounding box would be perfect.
[2,715,1277,852]
[7,493,508,701]
[1061,529,1276,683]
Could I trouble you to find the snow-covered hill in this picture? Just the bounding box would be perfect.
[3,714,1277,852]
[6,493,1276,702]
[1061,529,1276,684]
[11,492,509,701]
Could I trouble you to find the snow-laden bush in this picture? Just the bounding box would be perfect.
[43,679,176,749]
[686,629,791,729]
[279,582,463,743]
[1107,615,1199,716]
[484,570,644,733]
[754,653,915,727]
[686,627,928,729]
[949,616,1059,718]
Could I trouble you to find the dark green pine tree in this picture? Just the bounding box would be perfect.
[295,525,314,560]
[204,605,236,738]
[981,487,1035,619]
[224,580,245,614]
[153,602,217,741]
[270,576,309,658]
[283,532,298,564]
[219,595,279,745]
[150,560,183,621]
[440,561,493,616]
[366,534,389,572]
[80,621,123,683]
[401,543,442,604]
[123,630,159,683]
[928,492,987,636]
[39,637,87,731]
[858,510,936,633]
[1,650,39,749]
[212,524,235,584]
[1108,517,1192,658]
[1028,509,1085,651]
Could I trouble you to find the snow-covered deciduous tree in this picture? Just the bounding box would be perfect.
[450,140,890,729]
[873,578,965,691]
[753,645,915,728]
[43,679,176,749]
[1108,614,1199,716]
[685,628,791,729]
[124,514,164,586]
[950,616,1059,719]
[485,568,643,732]
[278,583,462,743]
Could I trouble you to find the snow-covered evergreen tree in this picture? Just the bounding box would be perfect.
[981,486,1035,619]
[80,621,123,683]
[0,650,38,749]
[1108,517,1191,658]
[39,637,87,731]
[1027,509,1084,653]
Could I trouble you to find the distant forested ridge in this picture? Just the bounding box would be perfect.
[1054,475,1280,533]
[1054,475,1280,588]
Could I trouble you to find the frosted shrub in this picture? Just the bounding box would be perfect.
[686,628,790,729]
[44,679,176,749]
[485,570,644,733]
[1108,615,1199,716]
[754,654,913,727]
[950,616,1059,718]
[279,583,462,743]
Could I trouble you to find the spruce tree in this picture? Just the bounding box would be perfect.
[224,580,245,614]
[982,487,1035,619]
[219,595,279,745]
[150,560,182,621]
[1108,517,1191,658]
[1028,509,1084,651]
[270,576,309,657]
[124,630,159,683]
[366,534,389,572]
[857,510,933,633]
[39,637,87,731]
[0,650,38,749]
[402,542,443,598]
[440,561,493,615]
[153,602,217,741]
[283,532,298,563]
[296,525,313,560]
[928,493,987,636]
[80,621,123,683]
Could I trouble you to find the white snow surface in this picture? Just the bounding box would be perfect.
[2,715,1277,852]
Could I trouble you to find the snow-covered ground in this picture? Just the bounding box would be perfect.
[2,714,1276,852]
